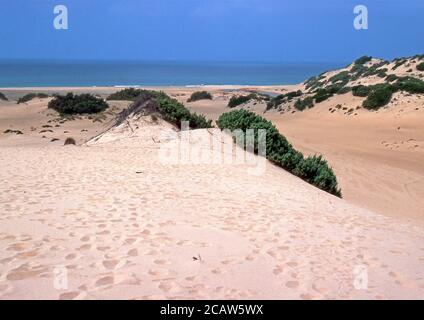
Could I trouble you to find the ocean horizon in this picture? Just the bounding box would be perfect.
[0,60,346,88]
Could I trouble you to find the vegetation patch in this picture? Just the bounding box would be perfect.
[294,97,314,111]
[393,76,424,94]
[228,93,263,108]
[416,62,424,71]
[217,109,341,197]
[106,88,145,101]
[266,90,302,110]
[17,93,49,104]
[116,90,212,129]
[362,84,394,110]
[48,93,109,115]
[187,91,213,102]
[352,85,371,97]
[313,88,333,103]
[354,56,372,65]
[386,74,398,82]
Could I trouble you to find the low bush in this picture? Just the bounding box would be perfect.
[48,93,109,114]
[352,85,371,97]
[294,97,314,111]
[106,88,145,101]
[293,155,340,197]
[386,74,398,82]
[17,93,49,104]
[362,84,394,110]
[217,109,341,196]
[119,90,212,129]
[228,93,260,108]
[0,92,8,101]
[266,90,302,109]
[394,76,424,94]
[329,71,350,86]
[337,86,352,94]
[354,56,372,65]
[154,92,212,129]
[313,88,333,103]
[187,91,213,102]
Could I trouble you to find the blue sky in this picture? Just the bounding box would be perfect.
[0,0,423,62]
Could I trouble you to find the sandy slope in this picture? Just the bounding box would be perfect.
[1,116,424,299]
[0,89,423,299]
[183,90,424,222]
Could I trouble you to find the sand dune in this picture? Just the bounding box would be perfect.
[1,80,424,300]
[183,87,424,222]
[0,96,424,300]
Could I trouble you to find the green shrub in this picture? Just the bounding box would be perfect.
[266,90,302,109]
[386,74,398,82]
[228,93,260,108]
[17,93,49,104]
[294,97,314,111]
[187,91,213,102]
[354,56,372,65]
[352,85,371,97]
[106,88,145,101]
[337,86,352,94]
[217,109,341,196]
[313,88,333,103]
[394,76,424,94]
[0,92,8,101]
[151,92,212,129]
[362,84,394,110]
[416,62,424,71]
[48,93,109,114]
[329,71,350,86]
[293,155,341,197]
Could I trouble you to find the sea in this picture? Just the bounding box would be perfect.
[0,60,345,88]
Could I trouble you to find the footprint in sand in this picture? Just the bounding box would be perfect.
[7,243,29,252]
[95,275,114,287]
[6,264,48,281]
[80,235,92,242]
[65,253,77,260]
[158,281,181,294]
[273,265,284,275]
[127,249,138,257]
[153,259,169,266]
[285,281,299,289]
[148,268,171,277]
[77,244,91,251]
[102,259,126,270]
[59,291,86,300]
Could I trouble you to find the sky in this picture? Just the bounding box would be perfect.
[0,0,423,63]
